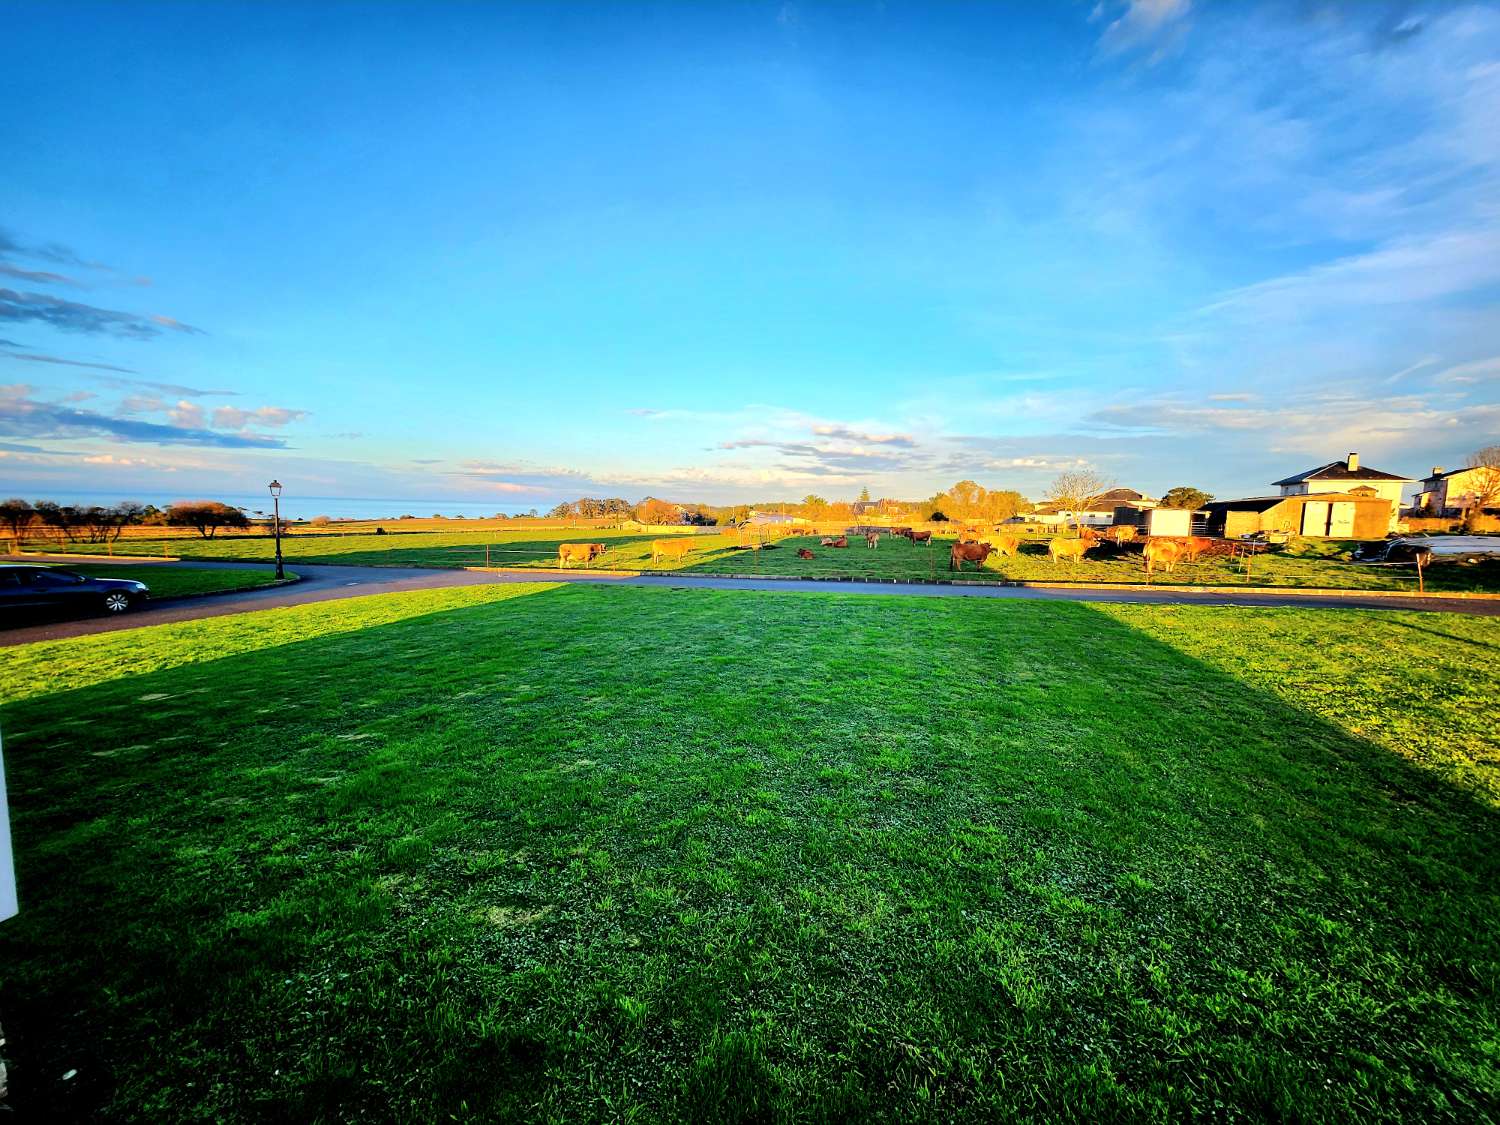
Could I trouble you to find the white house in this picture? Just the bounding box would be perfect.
[1271,452,1411,532]
[1034,488,1156,529]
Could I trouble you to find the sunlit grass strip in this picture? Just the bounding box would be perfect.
[0,582,558,704]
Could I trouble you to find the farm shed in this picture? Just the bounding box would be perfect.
[1202,492,1392,539]
[1112,505,1192,537]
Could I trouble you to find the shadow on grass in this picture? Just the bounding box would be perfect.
[0,587,1496,1121]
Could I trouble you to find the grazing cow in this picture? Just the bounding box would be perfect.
[651,538,696,561]
[910,530,933,544]
[558,542,606,568]
[1107,525,1137,546]
[1143,538,1182,577]
[1177,536,1213,562]
[797,547,815,560]
[890,527,914,540]
[865,531,881,549]
[989,533,1021,558]
[820,535,849,548]
[1048,537,1091,564]
[949,542,995,571]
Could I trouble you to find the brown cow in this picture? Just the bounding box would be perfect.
[910,530,933,544]
[890,527,914,540]
[796,547,815,560]
[949,542,994,571]
[558,542,606,568]
[651,538,696,561]
[864,531,881,549]
[1143,538,1182,577]
[1176,535,1213,562]
[1107,525,1137,546]
[989,533,1022,558]
[1048,537,1091,564]
[820,535,849,548]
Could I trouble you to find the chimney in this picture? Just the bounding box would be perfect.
[1432,466,1443,477]
[1346,452,1360,471]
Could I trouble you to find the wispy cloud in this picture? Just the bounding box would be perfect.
[1433,355,1500,385]
[0,289,202,339]
[0,263,80,287]
[810,424,916,447]
[0,384,287,449]
[97,375,238,397]
[0,347,137,374]
[211,405,309,430]
[1095,0,1192,62]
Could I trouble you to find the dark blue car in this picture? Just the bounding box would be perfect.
[0,564,150,618]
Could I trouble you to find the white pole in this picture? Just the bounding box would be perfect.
[0,729,16,922]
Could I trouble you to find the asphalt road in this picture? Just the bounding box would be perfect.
[2,557,1496,646]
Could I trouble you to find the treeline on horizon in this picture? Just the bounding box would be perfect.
[0,498,259,542]
[3,477,1222,544]
[542,482,1036,526]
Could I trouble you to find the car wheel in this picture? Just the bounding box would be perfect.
[102,592,134,614]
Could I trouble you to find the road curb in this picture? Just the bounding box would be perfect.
[461,565,1499,600]
[151,574,304,604]
[10,552,183,562]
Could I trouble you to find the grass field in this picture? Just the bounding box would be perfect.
[30,528,1500,591]
[47,563,293,601]
[0,585,1496,1121]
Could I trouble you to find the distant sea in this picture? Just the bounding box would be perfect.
[29,491,525,523]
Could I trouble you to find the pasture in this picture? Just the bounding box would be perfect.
[0,584,1495,1121]
[35,526,1500,592]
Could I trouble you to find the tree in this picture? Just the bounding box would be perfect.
[32,501,81,542]
[0,498,32,544]
[1045,468,1113,533]
[635,497,679,525]
[80,504,143,543]
[858,486,871,503]
[1161,486,1214,510]
[310,515,332,527]
[1462,445,1500,532]
[987,490,1030,521]
[167,501,250,539]
[547,502,575,519]
[800,494,829,519]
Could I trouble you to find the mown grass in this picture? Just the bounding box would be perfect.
[51,564,292,601]
[0,584,1496,1121]
[38,528,1500,591]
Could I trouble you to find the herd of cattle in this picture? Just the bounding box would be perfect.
[555,526,1218,576]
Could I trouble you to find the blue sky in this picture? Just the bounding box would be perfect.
[3,0,1499,511]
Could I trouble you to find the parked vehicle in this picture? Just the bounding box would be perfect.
[1353,536,1500,565]
[0,565,149,617]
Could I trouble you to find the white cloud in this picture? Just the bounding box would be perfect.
[211,405,309,430]
[167,400,204,429]
[1095,0,1192,62]
[1433,355,1500,385]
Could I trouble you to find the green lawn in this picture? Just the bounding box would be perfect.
[36,528,1500,591]
[50,563,293,600]
[0,585,1496,1121]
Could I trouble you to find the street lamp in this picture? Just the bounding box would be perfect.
[268,480,284,579]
